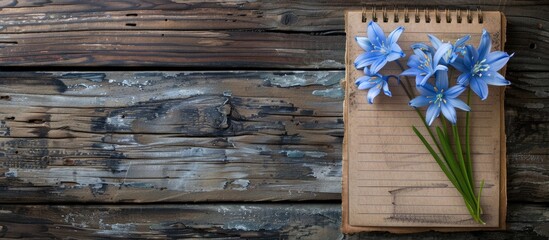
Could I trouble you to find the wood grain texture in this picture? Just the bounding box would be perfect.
[0,71,344,202]
[0,0,545,32]
[0,0,546,238]
[505,71,549,202]
[0,31,344,68]
[0,71,546,203]
[0,203,546,239]
[0,1,545,69]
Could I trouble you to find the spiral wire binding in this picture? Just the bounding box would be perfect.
[361,7,484,24]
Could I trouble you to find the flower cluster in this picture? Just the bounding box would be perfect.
[403,29,512,125]
[354,21,513,125]
[354,21,405,104]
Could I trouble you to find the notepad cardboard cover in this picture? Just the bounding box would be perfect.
[342,10,508,233]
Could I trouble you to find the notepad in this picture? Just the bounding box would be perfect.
[342,9,507,233]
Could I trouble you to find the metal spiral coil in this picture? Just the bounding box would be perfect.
[361,7,484,24]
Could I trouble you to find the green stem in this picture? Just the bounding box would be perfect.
[412,126,459,190]
[476,179,486,224]
[465,89,474,185]
[395,60,416,98]
[440,117,449,139]
[436,127,477,207]
[452,124,476,201]
[465,88,484,224]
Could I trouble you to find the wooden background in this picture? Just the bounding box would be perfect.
[0,1,546,239]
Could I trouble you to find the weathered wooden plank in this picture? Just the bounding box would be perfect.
[0,1,545,69]
[0,71,546,203]
[0,71,344,202]
[0,203,546,239]
[0,0,545,32]
[505,71,549,202]
[0,31,344,68]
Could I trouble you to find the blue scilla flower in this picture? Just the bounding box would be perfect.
[401,43,452,86]
[355,67,392,104]
[409,71,470,126]
[354,21,405,73]
[428,34,471,64]
[452,29,513,100]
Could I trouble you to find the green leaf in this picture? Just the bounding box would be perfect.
[436,127,476,204]
[452,124,475,199]
[465,89,474,185]
[412,126,460,193]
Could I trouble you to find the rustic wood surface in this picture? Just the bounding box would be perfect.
[0,0,545,70]
[0,71,344,202]
[0,203,547,239]
[0,0,546,239]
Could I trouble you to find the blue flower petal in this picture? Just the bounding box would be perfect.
[354,52,383,69]
[433,43,452,66]
[363,67,372,76]
[409,96,430,108]
[411,43,433,54]
[367,21,385,46]
[470,77,489,100]
[401,68,420,76]
[418,72,434,86]
[407,55,421,68]
[355,75,370,85]
[447,98,471,111]
[455,35,471,48]
[355,36,374,51]
[485,51,512,71]
[417,83,436,95]
[428,34,443,49]
[356,76,377,90]
[445,85,466,98]
[463,45,477,67]
[370,57,388,74]
[386,52,403,62]
[366,85,382,104]
[435,71,448,90]
[441,102,457,124]
[388,26,404,45]
[426,104,441,126]
[478,29,491,60]
[413,48,428,60]
[415,75,423,85]
[482,71,511,86]
[358,81,376,90]
[457,73,471,86]
[434,65,448,72]
[451,57,468,73]
[382,81,392,96]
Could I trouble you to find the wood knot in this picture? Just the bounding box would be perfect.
[280,12,298,26]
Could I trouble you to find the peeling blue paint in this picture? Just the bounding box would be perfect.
[285,150,327,158]
[61,73,107,82]
[286,150,305,158]
[312,86,344,99]
[264,72,344,87]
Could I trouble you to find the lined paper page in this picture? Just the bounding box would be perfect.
[346,11,503,227]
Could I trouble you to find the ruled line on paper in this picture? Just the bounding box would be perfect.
[355,194,493,197]
[356,109,495,113]
[355,169,495,173]
[352,116,493,120]
[356,213,477,215]
[357,152,494,155]
[357,160,495,164]
[353,143,493,147]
